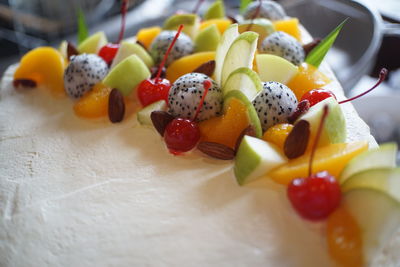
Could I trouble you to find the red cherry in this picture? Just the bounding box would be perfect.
[137,78,171,106]
[98,43,120,65]
[287,171,341,221]
[301,89,336,107]
[164,118,200,154]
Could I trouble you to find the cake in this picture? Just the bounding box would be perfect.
[1,1,400,266]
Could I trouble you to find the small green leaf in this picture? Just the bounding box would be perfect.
[305,18,348,68]
[77,8,89,45]
[240,0,253,14]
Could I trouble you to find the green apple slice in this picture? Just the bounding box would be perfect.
[111,41,154,69]
[256,54,299,84]
[137,100,167,126]
[58,40,68,60]
[342,168,400,203]
[163,14,200,39]
[298,97,346,147]
[342,189,400,265]
[215,23,239,85]
[238,18,275,48]
[340,143,398,184]
[234,135,286,185]
[222,67,262,100]
[103,55,150,96]
[78,31,108,54]
[204,0,225,20]
[194,24,221,52]
[221,31,258,86]
[223,90,262,138]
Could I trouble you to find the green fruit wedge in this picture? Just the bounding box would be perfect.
[163,14,200,39]
[223,90,262,138]
[137,100,167,126]
[194,24,221,52]
[103,55,150,96]
[238,18,275,48]
[215,23,239,85]
[340,143,398,184]
[256,54,299,84]
[78,31,108,54]
[221,31,258,86]
[222,67,262,100]
[111,41,154,69]
[234,135,286,185]
[204,0,225,20]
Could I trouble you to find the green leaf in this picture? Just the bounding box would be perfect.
[240,0,253,14]
[305,18,348,68]
[77,8,89,45]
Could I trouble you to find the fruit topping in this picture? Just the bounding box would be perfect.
[243,0,286,21]
[260,31,305,66]
[163,14,200,39]
[150,110,175,136]
[78,32,108,54]
[67,42,79,60]
[99,44,120,65]
[200,18,232,34]
[192,60,216,77]
[283,120,310,159]
[223,67,262,100]
[73,83,112,119]
[273,18,301,41]
[287,99,310,123]
[136,27,162,49]
[204,0,225,20]
[13,79,37,89]
[111,42,154,69]
[252,81,297,132]
[108,88,125,123]
[238,18,275,48]
[197,142,235,160]
[301,88,336,107]
[194,24,221,52]
[255,54,299,85]
[64,54,109,99]
[262,123,293,150]
[168,73,222,121]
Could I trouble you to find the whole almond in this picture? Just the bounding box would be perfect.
[198,142,235,160]
[234,125,257,153]
[192,60,216,77]
[303,38,322,56]
[284,120,310,159]
[151,111,175,136]
[67,42,79,59]
[288,99,310,124]
[13,79,37,89]
[108,89,125,123]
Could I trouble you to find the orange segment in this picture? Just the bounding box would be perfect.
[287,63,331,100]
[14,47,67,97]
[200,18,232,34]
[262,123,293,150]
[166,52,215,83]
[198,98,250,149]
[273,18,301,42]
[73,83,112,119]
[136,26,162,49]
[268,141,368,185]
[327,205,363,267]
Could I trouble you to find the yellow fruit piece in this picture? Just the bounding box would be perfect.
[199,98,250,149]
[273,18,302,41]
[287,63,331,100]
[269,142,368,185]
[262,123,293,150]
[14,47,67,97]
[136,26,162,49]
[327,206,363,267]
[200,18,232,34]
[74,83,112,119]
[166,52,215,83]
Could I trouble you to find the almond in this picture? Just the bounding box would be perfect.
[303,38,322,56]
[67,42,79,60]
[234,125,257,153]
[288,99,310,124]
[150,111,175,136]
[198,142,235,160]
[108,89,125,123]
[284,120,310,159]
[192,60,216,77]
[13,79,37,89]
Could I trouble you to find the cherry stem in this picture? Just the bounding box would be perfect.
[117,0,128,44]
[339,68,388,104]
[308,105,329,177]
[193,80,212,121]
[155,24,184,83]
[193,0,205,14]
[246,0,262,31]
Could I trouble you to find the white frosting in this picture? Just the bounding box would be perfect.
[0,61,397,267]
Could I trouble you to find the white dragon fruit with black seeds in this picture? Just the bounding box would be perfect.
[261,31,305,66]
[243,0,286,21]
[64,54,108,99]
[168,73,223,121]
[252,81,297,132]
[150,30,194,66]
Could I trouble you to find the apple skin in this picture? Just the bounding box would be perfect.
[256,54,298,84]
[194,24,221,52]
[222,67,262,101]
[238,18,275,48]
[204,0,225,20]
[111,42,154,69]
[137,100,167,126]
[78,32,108,54]
[163,14,200,39]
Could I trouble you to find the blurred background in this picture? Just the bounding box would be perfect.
[0,0,399,154]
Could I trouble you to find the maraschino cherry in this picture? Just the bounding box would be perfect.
[98,0,128,64]
[137,25,184,107]
[164,79,212,154]
[287,105,341,221]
